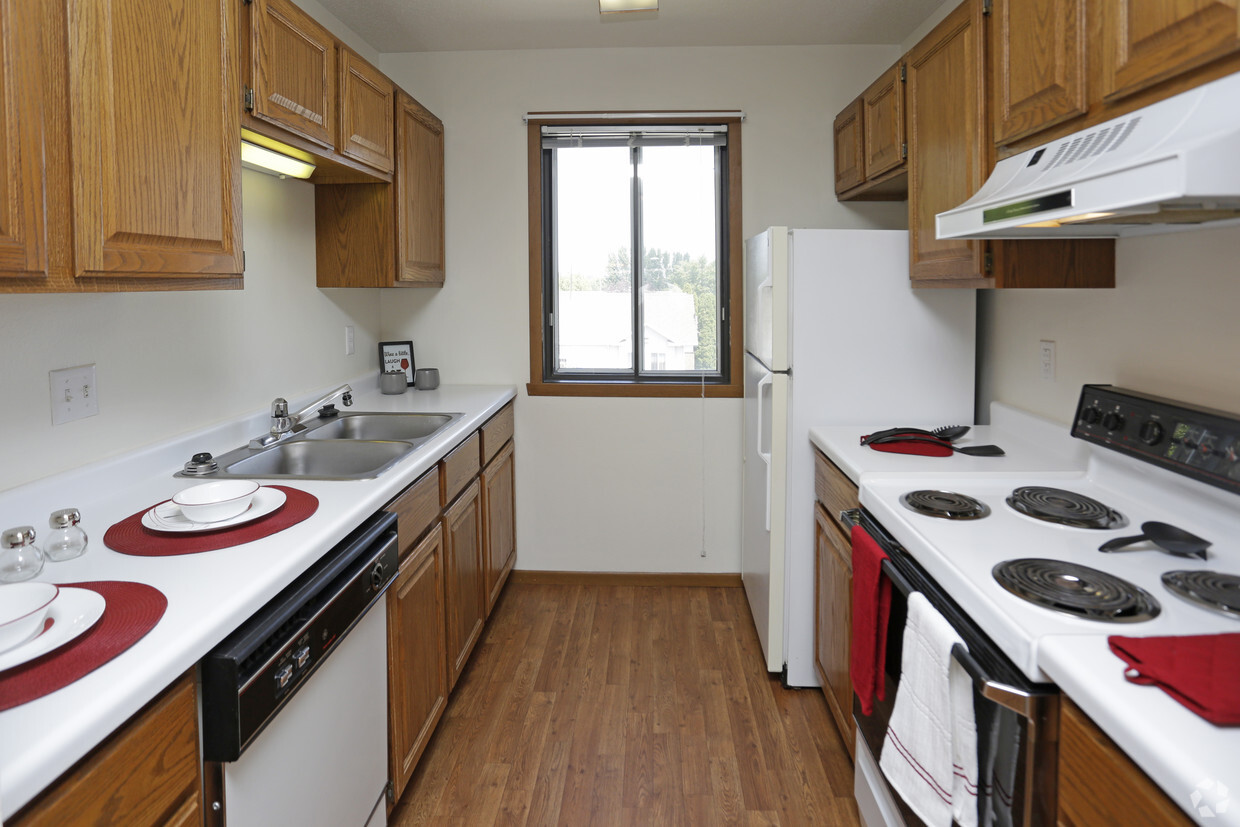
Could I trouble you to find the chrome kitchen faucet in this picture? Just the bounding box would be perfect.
[250,384,354,448]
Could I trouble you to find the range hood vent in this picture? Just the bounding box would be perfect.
[937,72,1240,239]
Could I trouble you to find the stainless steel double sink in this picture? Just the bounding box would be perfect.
[186,412,463,481]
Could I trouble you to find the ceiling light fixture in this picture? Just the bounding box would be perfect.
[240,140,316,180]
[599,0,658,13]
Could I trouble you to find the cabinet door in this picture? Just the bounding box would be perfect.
[991,0,1087,145]
[482,440,516,616]
[395,92,446,285]
[906,0,989,284]
[0,0,45,278]
[68,0,242,280]
[814,505,854,761]
[339,49,394,174]
[12,672,201,826]
[388,524,447,804]
[249,0,335,150]
[1058,698,1193,826]
[862,62,905,180]
[832,97,864,195]
[443,479,484,690]
[1098,1,1240,102]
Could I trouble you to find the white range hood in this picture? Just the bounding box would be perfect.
[937,71,1240,239]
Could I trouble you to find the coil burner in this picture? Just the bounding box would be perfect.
[899,490,991,520]
[1005,486,1129,530]
[1161,570,1240,619]
[993,558,1160,622]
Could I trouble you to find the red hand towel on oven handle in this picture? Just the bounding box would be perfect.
[1107,634,1240,726]
[851,525,893,716]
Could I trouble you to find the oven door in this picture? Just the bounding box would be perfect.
[843,509,1060,827]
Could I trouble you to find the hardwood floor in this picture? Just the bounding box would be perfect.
[390,583,859,826]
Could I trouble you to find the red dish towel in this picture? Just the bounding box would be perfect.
[1108,634,1240,726]
[851,526,893,716]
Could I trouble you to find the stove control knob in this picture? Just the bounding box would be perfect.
[276,664,293,690]
[1138,420,1164,446]
[1081,406,1102,425]
[1102,412,1126,432]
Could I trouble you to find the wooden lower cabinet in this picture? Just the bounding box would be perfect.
[443,479,485,691]
[482,439,516,616]
[814,504,855,761]
[12,672,201,826]
[387,524,448,805]
[1057,697,1193,826]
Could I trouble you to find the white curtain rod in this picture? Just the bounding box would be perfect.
[523,111,745,123]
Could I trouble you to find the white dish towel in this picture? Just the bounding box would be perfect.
[879,592,979,827]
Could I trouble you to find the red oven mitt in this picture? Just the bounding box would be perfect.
[850,526,893,716]
[1107,633,1240,726]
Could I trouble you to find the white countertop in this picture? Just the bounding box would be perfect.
[0,380,515,819]
[1039,635,1239,827]
[808,403,1239,825]
[809,404,1089,485]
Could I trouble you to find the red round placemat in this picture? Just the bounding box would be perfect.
[0,581,167,711]
[104,485,318,556]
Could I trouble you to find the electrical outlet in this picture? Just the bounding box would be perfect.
[50,365,99,425]
[1039,340,1056,381]
[344,325,355,356]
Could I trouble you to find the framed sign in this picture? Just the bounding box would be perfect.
[379,340,415,386]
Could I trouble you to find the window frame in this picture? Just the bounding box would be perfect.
[526,114,743,399]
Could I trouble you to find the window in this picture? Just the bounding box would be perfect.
[527,115,743,398]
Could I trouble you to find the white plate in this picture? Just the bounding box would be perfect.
[0,587,107,673]
[141,486,287,533]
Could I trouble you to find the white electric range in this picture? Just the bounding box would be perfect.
[816,385,1240,827]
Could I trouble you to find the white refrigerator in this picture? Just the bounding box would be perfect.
[742,228,975,687]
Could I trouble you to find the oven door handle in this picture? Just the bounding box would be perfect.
[951,643,1046,720]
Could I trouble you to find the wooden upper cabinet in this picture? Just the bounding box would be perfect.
[68,0,242,280]
[339,48,395,174]
[834,63,907,202]
[832,97,864,194]
[862,62,906,180]
[0,0,46,279]
[248,0,336,150]
[396,92,446,285]
[991,0,1087,146]
[906,0,989,284]
[1097,1,1240,102]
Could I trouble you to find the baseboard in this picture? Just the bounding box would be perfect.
[508,570,743,588]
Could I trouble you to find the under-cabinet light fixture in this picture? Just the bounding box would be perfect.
[600,0,658,13]
[240,140,316,180]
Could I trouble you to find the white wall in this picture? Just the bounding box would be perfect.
[0,171,381,492]
[895,0,1240,425]
[978,224,1240,424]
[378,45,903,572]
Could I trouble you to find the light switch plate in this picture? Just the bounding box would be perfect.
[50,365,99,425]
[1039,340,1056,381]
[344,325,355,356]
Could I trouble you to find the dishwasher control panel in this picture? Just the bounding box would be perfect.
[200,513,400,762]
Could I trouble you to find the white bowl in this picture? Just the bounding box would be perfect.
[0,582,60,652]
[172,480,260,523]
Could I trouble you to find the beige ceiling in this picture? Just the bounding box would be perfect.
[312,0,946,54]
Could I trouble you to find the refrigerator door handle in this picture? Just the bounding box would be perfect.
[756,372,773,531]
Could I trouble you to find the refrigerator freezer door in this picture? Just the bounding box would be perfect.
[742,353,789,672]
[744,227,789,372]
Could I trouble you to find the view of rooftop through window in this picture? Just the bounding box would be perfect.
[552,138,721,376]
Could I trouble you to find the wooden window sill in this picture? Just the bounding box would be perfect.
[526,381,742,399]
